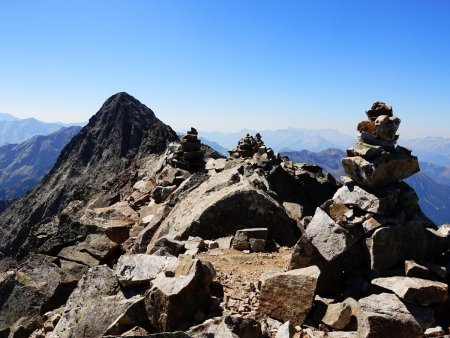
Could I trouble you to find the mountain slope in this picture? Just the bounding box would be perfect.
[419,161,450,186]
[0,92,179,257]
[0,126,81,201]
[405,173,450,225]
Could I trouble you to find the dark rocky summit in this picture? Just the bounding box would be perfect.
[0,92,179,258]
[1,98,449,338]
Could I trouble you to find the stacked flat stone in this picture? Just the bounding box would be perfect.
[167,127,205,171]
[342,102,419,187]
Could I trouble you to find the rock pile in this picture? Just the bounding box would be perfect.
[287,102,450,337]
[228,133,279,169]
[6,95,449,338]
[343,101,420,187]
[167,127,205,171]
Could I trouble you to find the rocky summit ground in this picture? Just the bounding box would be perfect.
[1,95,450,338]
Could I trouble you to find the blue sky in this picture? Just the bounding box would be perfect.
[1,1,449,138]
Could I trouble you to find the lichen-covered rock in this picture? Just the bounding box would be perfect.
[145,258,214,332]
[258,266,320,326]
[305,208,359,261]
[53,265,143,338]
[115,254,177,287]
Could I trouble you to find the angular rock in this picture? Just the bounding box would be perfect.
[215,315,262,338]
[57,233,119,267]
[0,255,78,335]
[283,202,303,223]
[289,235,344,293]
[258,266,320,326]
[357,293,422,338]
[305,208,358,261]
[133,179,155,194]
[134,204,172,253]
[184,236,206,251]
[321,301,352,330]
[275,321,295,338]
[249,238,266,252]
[332,184,399,215]
[367,221,427,273]
[342,154,419,188]
[53,265,143,338]
[365,101,393,121]
[405,260,430,279]
[375,115,401,141]
[372,276,448,305]
[145,259,213,332]
[232,228,268,252]
[115,254,177,287]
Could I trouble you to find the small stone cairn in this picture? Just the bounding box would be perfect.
[343,101,419,187]
[167,127,205,171]
[228,133,278,168]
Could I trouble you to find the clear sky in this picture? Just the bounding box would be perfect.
[1,0,449,138]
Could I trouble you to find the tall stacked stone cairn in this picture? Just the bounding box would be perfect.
[167,127,205,171]
[343,101,419,187]
[289,102,450,337]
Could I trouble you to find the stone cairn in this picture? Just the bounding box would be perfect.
[289,102,450,337]
[343,101,419,187]
[227,133,278,168]
[167,127,205,171]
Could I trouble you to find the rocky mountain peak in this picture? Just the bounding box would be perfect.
[0,93,178,257]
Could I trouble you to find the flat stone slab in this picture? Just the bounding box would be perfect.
[372,276,448,305]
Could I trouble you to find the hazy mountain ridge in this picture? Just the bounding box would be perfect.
[200,128,355,152]
[0,126,81,201]
[403,136,450,167]
[0,113,84,145]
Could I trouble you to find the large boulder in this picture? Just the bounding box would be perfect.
[145,258,214,332]
[151,168,299,250]
[305,208,359,261]
[357,293,422,338]
[53,265,144,338]
[258,266,320,326]
[372,277,448,305]
[366,221,428,273]
[0,255,78,336]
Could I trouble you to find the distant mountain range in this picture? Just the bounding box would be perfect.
[403,137,450,167]
[0,126,82,201]
[0,112,84,145]
[200,128,355,152]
